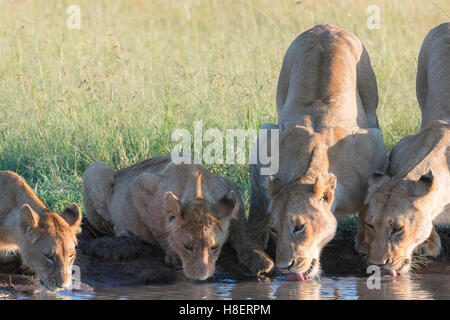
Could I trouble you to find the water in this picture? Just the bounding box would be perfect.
[9,274,449,300]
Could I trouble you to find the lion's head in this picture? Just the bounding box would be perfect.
[19,203,82,291]
[264,173,338,279]
[163,189,239,280]
[363,170,436,273]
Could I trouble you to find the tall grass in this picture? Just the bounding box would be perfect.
[0,0,448,212]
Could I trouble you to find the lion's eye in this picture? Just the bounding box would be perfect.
[69,254,76,261]
[44,254,54,263]
[392,226,404,236]
[210,245,219,252]
[184,245,193,252]
[365,223,374,231]
[294,224,305,234]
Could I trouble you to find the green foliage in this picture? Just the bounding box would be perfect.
[0,0,447,214]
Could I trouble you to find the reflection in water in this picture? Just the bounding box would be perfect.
[11,274,450,300]
[334,277,358,300]
[356,275,440,300]
[272,278,323,299]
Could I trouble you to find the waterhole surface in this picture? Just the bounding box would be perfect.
[5,274,449,300]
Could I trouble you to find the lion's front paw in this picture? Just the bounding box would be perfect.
[414,230,442,258]
[20,263,35,275]
[243,249,274,278]
[164,253,182,270]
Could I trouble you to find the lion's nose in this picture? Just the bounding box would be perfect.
[278,260,295,271]
[194,270,211,281]
[294,258,304,266]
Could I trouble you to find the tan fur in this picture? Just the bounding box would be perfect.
[416,23,450,129]
[83,154,273,281]
[249,25,387,278]
[362,24,450,273]
[250,125,387,277]
[362,120,450,272]
[0,171,82,291]
[277,24,379,131]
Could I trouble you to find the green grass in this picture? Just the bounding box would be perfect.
[0,0,448,213]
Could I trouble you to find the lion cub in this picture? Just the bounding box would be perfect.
[0,171,82,291]
[83,154,273,281]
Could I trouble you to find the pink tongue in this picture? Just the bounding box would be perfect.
[380,268,399,277]
[286,273,307,281]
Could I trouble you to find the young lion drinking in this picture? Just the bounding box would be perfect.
[83,154,274,281]
[0,171,82,291]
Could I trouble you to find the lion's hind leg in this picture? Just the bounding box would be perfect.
[413,227,442,258]
[82,161,116,235]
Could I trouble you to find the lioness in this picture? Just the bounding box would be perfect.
[249,24,387,280]
[83,154,274,281]
[361,23,450,275]
[0,171,82,291]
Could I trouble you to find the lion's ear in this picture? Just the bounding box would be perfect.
[164,191,181,223]
[213,190,239,220]
[412,170,435,198]
[61,203,82,234]
[20,204,40,240]
[314,173,337,206]
[264,175,282,198]
[364,171,391,204]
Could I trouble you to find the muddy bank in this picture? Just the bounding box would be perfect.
[75,218,259,286]
[1,219,449,296]
[0,273,94,299]
[0,274,40,298]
